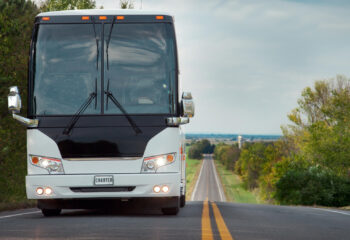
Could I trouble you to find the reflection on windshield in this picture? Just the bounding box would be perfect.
[104,23,176,115]
[34,24,101,115]
[32,23,176,116]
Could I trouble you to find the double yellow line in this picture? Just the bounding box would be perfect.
[202,198,234,240]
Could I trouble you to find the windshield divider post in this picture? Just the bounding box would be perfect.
[101,22,105,114]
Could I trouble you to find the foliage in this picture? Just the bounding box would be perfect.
[215,76,350,207]
[188,139,215,159]
[214,143,240,172]
[286,76,350,176]
[0,0,39,203]
[40,0,96,11]
[272,75,350,206]
[120,0,133,9]
[277,76,350,206]
[275,166,350,206]
[235,142,269,189]
[188,145,202,160]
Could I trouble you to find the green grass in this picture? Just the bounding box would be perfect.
[215,160,259,204]
[0,200,36,212]
[185,149,202,200]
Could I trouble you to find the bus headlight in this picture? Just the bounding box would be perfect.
[30,155,64,174]
[141,153,176,173]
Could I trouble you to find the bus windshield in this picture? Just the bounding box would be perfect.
[32,23,177,116]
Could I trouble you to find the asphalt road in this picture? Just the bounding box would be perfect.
[191,154,226,202]
[0,155,349,240]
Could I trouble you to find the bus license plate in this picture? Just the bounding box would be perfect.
[94,175,114,185]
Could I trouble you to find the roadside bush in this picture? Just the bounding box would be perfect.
[235,142,271,189]
[214,143,240,171]
[275,166,350,207]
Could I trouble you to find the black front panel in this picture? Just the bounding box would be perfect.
[38,115,169,158]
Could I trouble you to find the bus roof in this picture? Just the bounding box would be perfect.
[37,9,172,17]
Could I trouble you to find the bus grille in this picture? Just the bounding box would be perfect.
[70,187,135,193]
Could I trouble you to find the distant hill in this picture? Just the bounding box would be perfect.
[185,133,281,141]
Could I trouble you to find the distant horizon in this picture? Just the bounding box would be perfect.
[185,132,282,136]
[184,132,282,136]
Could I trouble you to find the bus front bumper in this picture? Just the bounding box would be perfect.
[26,173,181,200]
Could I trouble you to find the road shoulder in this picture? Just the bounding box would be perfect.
[214,160,259,204]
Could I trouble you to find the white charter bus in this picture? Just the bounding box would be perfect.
[7,9,194,216]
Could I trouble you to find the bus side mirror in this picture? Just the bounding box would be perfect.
[8,86,39,127]
[166,92,194,126]
[8,86,22,114]
[181,92,194,118]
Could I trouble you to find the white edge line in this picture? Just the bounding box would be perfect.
[211,156,226,202]
[0,210,41,220]
[312,208,350,216]
[191,158,205,201]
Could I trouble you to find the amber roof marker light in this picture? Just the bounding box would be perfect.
[116,16,125,20]
[99,16,107,20]
[42,17,50,21]
[81,16,90,20]
[156,16,164,20]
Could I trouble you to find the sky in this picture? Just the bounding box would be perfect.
[84,0,350,134]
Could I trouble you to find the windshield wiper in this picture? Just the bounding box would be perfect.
[62,92,97,135]
[105,79,142,135]
[63,79,98,135]
[106,16,115,70]
[92,17,99,70]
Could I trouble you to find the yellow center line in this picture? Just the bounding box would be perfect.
[202,198,213,240]
[201,160,234,240]
[212,202,234,240]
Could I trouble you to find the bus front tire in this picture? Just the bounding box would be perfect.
[180,194,186,208]
[41,209,61,217]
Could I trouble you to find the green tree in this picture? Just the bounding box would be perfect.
[188,144,202,160]
[271,76,350,206]
[197,139,214,154]
[214,143,240,171]
[188,139,215,159]
[120,0,134,9]
[286,75,350,176]
[235,142,270,189]
[40,0,96,11]
[257,139,302,202]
